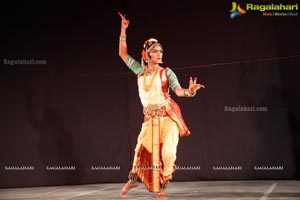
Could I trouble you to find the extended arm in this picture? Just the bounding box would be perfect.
[168,68,205,97]
[174,77,205,97]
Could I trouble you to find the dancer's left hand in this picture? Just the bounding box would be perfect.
[189,77,205,94]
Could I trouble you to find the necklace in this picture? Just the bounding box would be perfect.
[145,66,160,76]
[143,68,161,92]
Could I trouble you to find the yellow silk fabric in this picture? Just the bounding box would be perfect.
[131,116,179,192]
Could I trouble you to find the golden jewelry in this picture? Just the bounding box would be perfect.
[184,89,196,97]
[145,66,160,75]
[143,68,160,92]
[119,35,126,42]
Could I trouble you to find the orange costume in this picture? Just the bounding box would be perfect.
[125,55,191,192]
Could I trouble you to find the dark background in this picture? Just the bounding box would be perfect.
[0,0,299,188]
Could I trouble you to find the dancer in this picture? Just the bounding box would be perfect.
[118,12,205,198]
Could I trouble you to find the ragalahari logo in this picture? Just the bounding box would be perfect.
[230,2,246,19]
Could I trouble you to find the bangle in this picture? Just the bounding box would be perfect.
[119,35,126,42]
[184,89,196,97]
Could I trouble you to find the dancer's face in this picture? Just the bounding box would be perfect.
[148,44,163,64]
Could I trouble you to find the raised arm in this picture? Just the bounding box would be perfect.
[118,12,129,62]
[118,12,144,75]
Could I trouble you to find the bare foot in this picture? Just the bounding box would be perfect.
[120,181,139,196]
[156,189,167,198]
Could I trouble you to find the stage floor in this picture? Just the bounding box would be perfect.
[0,180,299,200]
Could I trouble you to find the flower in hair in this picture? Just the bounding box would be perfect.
[143,38,158,49]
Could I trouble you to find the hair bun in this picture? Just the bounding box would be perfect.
[143,38,158,49]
